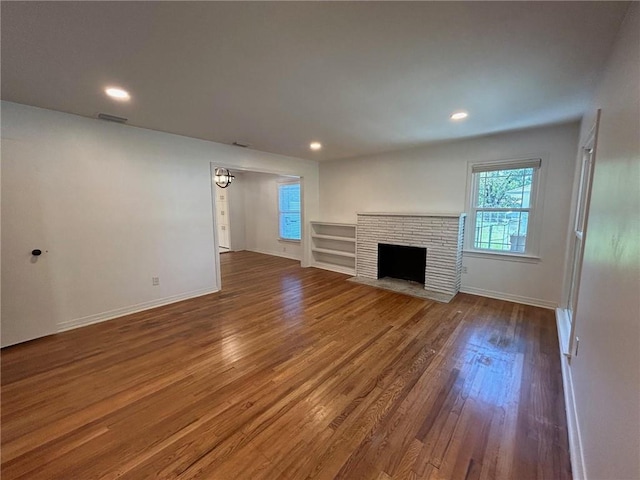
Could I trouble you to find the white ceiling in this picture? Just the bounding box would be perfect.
[1,2,629,161]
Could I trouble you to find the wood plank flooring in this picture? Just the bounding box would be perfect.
[1,251,571,479]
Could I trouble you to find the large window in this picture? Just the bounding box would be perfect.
[278,182,301,241]
[468,159,541,255]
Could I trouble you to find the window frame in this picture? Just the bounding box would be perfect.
[465,157,545,259]
[277,180,302,242]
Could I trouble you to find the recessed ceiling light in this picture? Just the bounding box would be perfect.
[310,142,322,151]
[105,87,130,100]
[450,111,468,121]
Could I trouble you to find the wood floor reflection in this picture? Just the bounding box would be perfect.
[1,251,571,479]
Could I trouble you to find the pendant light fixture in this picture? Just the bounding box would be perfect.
[214,167,235,188]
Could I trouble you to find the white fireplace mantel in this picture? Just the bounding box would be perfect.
[357,212,465,218]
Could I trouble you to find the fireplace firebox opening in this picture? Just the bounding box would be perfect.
[377,243,427,284]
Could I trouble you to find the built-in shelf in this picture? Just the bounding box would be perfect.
[310,222,357,275]
[311,247,356,258]
[312,233,357,243]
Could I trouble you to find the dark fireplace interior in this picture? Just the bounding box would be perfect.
[377,243,427,284]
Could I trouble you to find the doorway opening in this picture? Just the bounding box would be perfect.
[211,165,303,291]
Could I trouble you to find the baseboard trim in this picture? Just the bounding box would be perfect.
[246,248,302,262]
[57,287,219,333]
[459,286,557,309]
[556,311,586,480]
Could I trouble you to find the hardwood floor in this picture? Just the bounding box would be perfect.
[1,251,571,479]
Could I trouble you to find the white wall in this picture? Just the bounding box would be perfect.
[1,102,318,346]
[243,172,303,261]
[566,5,640,479]
[320,122,580,307]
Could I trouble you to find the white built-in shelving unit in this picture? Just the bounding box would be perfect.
[310,222,357,275]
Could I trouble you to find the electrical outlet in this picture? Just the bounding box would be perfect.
[152,277,160,286]
[462,266,468,274]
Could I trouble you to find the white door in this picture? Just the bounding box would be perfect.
[1,140,59,347]
[216,189,230,249]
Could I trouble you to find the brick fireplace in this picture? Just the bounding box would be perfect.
[356,213,466,299]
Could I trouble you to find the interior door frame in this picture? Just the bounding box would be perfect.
[210,164,223,292]
[563,110,600,359]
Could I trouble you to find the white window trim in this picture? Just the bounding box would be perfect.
[277,179,302,243]
[464,155,547,260]
[462,250,541,263]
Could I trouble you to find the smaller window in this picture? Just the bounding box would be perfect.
[468,159,541,255]
[278,182,301,241]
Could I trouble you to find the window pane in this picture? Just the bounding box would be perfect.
[279,184,300,212]
[476,168,534,208]
[474,211,509,251]
[280,213,301,240]
[506,211,528,252]
[474,210,528,252]
[278,183,301,240]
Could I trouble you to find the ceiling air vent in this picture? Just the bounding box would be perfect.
[232,141,251,148]
[97,113,128,123]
